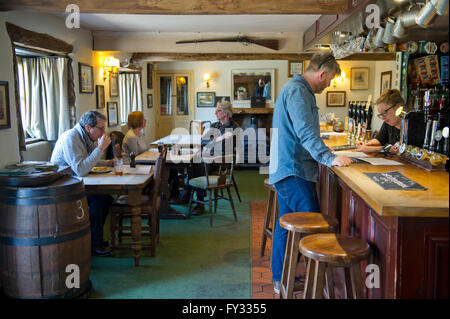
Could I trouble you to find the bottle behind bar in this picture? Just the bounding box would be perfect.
[435,86,448,154]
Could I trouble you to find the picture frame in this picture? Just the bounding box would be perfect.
[350,67,369,90]
[107,101,118,127]
[326,91,346,107]
[110,73,119,97]
[0,81,11,130]
[197,92,216,107]
[78,63,93,93]
[147,63,153,89]
[215,96,230,105]
[147,93,153,108]
[96,85,105,109]
[288,61,304,77]
[380,71,392,95]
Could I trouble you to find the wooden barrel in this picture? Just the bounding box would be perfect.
[0,176,91,298]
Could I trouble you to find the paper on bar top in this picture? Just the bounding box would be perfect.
[333,151,369,158]
[358,158,404,166]
[122,165,152,175]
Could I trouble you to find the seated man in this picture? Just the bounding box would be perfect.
[51,110,114,257]
[178,101,241,215]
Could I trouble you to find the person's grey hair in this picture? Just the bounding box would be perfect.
[79,110,106,128]
[306,51,341,76]
[218,101,233,118]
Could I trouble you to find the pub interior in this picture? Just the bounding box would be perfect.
[0,0,448,301]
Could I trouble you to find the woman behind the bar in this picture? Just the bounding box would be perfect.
[122,111,148,160]
[356,89,404,153]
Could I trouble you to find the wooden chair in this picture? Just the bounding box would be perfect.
[109,147,168,257]
[261,178,278,269]
[187,153,238,227]
[299,233,370,299]
[190,120,211,135]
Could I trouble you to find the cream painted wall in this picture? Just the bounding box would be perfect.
[0,11,95,167]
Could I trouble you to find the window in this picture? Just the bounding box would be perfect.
[16,52,70,141]
[119,72,143,123]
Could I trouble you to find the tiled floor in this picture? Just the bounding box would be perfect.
[251,200,304,299]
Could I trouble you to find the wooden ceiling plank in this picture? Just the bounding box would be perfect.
[130,52,396,62]
[0,0,349,15]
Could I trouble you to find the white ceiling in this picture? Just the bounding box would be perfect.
[65,14,320,33]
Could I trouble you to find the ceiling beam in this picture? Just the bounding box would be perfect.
[0,0,349,14]
[130,52,396,62]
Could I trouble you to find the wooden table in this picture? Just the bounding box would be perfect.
[319,135,449,298]
[150,134,202,147]
[82,167,153,267]
[136,147,201,219]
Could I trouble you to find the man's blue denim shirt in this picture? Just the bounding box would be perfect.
[269,74,336,184]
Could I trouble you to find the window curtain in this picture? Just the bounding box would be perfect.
[17,56,70,141]
[119,72,143,123]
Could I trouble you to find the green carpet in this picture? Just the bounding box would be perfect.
[89,169,268,299]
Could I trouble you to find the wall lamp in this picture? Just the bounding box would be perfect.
[203,73,212,88]
[331,69,346,87]
[103,56,120,82]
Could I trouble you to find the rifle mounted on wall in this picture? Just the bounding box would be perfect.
[176,37,279,51]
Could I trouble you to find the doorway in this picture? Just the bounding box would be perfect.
[155,70,194,139]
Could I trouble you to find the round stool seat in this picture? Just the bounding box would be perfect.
[299,233,370,264]
[264,178,275,190]
[280,212,338,234]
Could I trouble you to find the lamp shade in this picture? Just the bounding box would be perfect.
[104,57,120,68]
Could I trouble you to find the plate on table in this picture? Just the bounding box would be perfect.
[90,166,112,174]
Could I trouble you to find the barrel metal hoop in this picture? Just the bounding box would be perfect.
[0,226,90,246]
[0,192,86,206]
[1,182,84,198]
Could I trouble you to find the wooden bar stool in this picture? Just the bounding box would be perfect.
[261,178,278,264]
[279,212,338,299]
[299,233,370,299]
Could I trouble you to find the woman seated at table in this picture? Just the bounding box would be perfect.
[122,111,148,161]
[356,89,404,153]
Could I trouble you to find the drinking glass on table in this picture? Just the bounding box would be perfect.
[114,158,124,176]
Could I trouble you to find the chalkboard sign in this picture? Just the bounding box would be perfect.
[363,171,427,191]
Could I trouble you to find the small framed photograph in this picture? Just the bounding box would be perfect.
[96,85,105,109]
[326,91,346,107]
[147,93,153,108]
[288,61,304,77]
[107,101,118,127]
[197,92,216,107]
[351,67,369,90]
[78,63,93,93]
[215,95,230,105]
[0,81,11,129]
[380,71,392,95]
[147,63,153,89]
[110,73,119,97]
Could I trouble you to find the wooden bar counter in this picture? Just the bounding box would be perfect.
[319,134,449,299]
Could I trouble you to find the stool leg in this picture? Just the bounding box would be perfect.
[303,257,315,299]
[261,188,274,257]
[325,266,335,299]
[110,212,116,251]
[350,263,364,299]
[269,195,278,271]
[312,261,326,299]
[280,231,301,299]
[344,267,354,299]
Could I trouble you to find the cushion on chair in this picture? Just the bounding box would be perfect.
[188,176,232,189]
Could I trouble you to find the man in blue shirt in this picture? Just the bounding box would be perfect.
[269,52,352,294]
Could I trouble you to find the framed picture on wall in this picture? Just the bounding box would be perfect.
[147,63,153,89]
[326,91,346,107]
[0,81,11,129]
[96,85,105,108]
[215,96,230,105]
[197,92,216,107]
[380,71,392,95]
[107,102,118,127]
[351,67,369,90]
[288,61,304,77]
[78,63,93,93]
[110,73,119,97]
[147,93,153,108]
